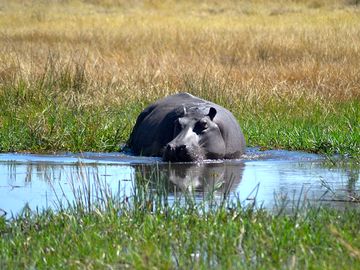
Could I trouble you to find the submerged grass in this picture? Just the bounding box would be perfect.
[0,0,359,158]
[0,168,359,269]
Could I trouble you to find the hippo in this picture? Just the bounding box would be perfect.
[127,93,246,162]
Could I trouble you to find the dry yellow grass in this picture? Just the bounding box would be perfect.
[1,0,360,107]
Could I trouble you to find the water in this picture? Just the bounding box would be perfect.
[0,148,359,217]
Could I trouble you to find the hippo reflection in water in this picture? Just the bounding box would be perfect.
[128,93,246,162]
[135,162,244,194]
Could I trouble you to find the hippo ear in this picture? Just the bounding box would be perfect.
[182,105,187,116]
[208,107,217,121]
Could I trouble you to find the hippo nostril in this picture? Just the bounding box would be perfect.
[164,144,177,162]
[166,144,175,151]
[179,145,186,150]
[176,145,187,155]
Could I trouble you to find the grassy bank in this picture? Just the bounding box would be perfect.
[0,0,359,157]
[1,197,360,269]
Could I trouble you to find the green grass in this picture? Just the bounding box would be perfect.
[0,64,139,152]
[1,192,360,269]
[1,68,359,157]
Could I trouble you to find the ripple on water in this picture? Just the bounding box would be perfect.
[0,148,358,216]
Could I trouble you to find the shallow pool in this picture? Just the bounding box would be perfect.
[0,148,358,217]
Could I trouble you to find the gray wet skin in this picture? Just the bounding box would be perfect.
[127,93,246,162]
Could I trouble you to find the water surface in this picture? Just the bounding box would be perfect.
[0,148,358,217]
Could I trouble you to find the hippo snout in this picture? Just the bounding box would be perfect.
[163,143,193,162]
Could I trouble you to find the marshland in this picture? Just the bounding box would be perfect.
[0,0,359,268]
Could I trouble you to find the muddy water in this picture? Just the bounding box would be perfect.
[0,148,358,217]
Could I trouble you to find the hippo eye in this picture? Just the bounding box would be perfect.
[193,120,208,134]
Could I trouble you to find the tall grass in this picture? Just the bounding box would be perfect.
[0,0,359,156]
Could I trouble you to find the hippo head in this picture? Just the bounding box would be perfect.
[162,106,226,162]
